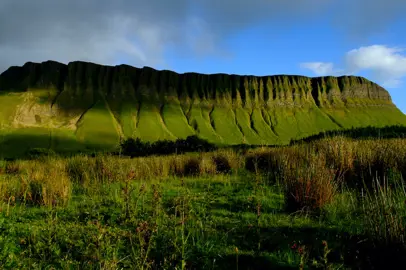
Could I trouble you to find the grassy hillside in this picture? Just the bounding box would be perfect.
[0,60,406,157]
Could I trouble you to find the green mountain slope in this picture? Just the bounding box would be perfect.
[0,60,405,157]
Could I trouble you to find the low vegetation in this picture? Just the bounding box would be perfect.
[0,134,405,269]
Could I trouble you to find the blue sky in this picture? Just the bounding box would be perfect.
[0,0,405,113]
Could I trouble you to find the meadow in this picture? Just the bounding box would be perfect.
[0,136,406,269]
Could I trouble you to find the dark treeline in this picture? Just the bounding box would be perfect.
[21,125,406,160]
[119,135,217,157]
[114,125,406,157]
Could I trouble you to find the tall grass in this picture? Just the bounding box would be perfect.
[0,136,406,268]
[0,159,71,207]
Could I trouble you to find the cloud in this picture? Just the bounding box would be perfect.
[0,0,328,73]
[0,0,405,73]
[330,0,406,39]
[299,62,338,76]
[345,45,406,83]
[300,45,406,88]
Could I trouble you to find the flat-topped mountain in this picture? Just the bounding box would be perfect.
[1,60,405,157]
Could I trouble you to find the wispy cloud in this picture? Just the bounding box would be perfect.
[299,62,340,76]
[300,45,406,88]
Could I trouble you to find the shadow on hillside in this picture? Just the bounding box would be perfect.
[0,132,113,160]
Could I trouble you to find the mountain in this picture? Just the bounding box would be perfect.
[1,60,405,157]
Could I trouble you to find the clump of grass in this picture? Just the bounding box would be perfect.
[361,176,406,245]
[213,149,243,174]
[4,161,20,175]
[281,152,339,213]
[183,157,201,177]
[66,155,93,186]
[199,154,217,175]
[0,159,71,206]
[312,137,356,182]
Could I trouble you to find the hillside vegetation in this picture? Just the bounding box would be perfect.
[1,61,406,157]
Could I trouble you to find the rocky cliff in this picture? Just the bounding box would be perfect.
[0,60,405,156]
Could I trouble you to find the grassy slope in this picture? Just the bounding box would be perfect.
[322,106,406,129]
[251,108,279,144]
[292,107,340,139]
[133,102,177,142]
[162,103,195,139]
[117,102,138,138]
[0,93,22,126]
[234,108,263,145]
[210,107,245,145]
[1,87,406,154]
[0,127,51,158]
[268,108,300,144]
[75,100,120,149]
[187,105,223,143]
[51,128,86,153]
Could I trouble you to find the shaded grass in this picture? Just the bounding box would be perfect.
[75,100,120,149]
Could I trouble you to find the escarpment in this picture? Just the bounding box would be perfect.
[0,60,405,155]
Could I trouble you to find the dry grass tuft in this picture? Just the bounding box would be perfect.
[0,159,71,207]
[281,153,339,213]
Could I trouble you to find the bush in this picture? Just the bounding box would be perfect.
[183,157,201,177]
[281,153,338,213]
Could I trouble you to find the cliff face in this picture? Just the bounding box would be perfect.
[0,60,405,155]
[0,60,393,109]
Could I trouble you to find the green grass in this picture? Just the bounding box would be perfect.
[0,92,23,126]
[1,84,406,155]
[251,108,279,144]
[188,105,223,143]
[0,127,51,158]
[51,128,87,153]
[268,108,300,144]
[234,108,263,145]
[133,103,177,142]
[0,137,406,268]
[116,102,138,138]
[0,174,350,269]
[75,100,120,149]
[162,103,195,139]
[210,107,245,145]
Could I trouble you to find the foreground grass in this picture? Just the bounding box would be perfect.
[0,175,350,269]
[0,137,405,269]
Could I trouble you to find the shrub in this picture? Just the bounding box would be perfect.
[281,153,338,213]
[183,157,201,177]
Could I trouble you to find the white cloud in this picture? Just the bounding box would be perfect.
[299,62,336,76]
[301,45,406,88]
[345,45,406,86]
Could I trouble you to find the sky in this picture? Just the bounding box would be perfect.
[0,0,405,113]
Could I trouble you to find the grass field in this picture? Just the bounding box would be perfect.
[0,136,406,269]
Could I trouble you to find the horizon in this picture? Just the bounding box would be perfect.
[0,0,405,113]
